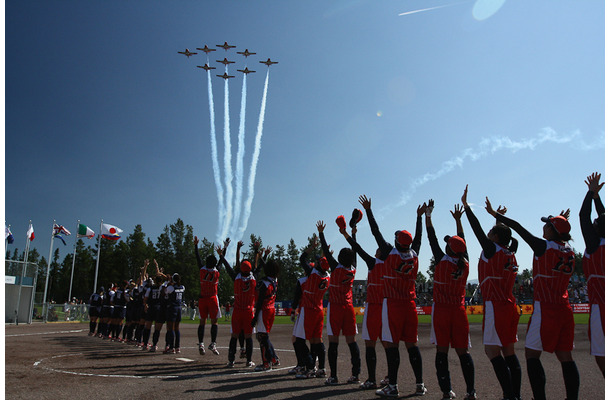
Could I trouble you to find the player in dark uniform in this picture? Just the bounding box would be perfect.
[88,287,104,336]
[163,273,185,354]
[318,219,361,385]
[360,194,428,398]
[486,198,579,400]
[143,273,166,352]
[579,172,605,375]
[425,200,476,400]
[99,283,115,338]
[461,185,521,400]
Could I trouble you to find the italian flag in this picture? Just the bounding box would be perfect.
[77,224,95,239]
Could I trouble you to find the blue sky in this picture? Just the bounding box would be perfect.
[4,0,605,283]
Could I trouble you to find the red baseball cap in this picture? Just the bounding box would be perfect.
[445,235,466,254]
[240,260,252,274]
[319,257,330,271]
[395,230,413,247]
[541,215,571,234]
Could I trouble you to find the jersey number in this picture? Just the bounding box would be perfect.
[552,255,574,275]
[395,260,415,275]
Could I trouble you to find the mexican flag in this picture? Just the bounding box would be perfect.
[77,224,95,239]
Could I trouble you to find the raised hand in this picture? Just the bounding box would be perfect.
[316,220,326,233]
[484,197,497,217]
[417,201,427,217]
[585,172,605,196]
[560,209,571,220]
[450,204,464,220]
[194,236,199,245]
[426,199,435,216]
[358,195,372,210]
[461,185,469,208]
[496,205,507,215]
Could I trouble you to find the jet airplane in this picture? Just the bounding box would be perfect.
[196,45,216,54]
[217,72,235,80]
[237,49,256,57]
[259,58,278,67]
[178,49,197,57]
[197,64,216,71]
[237,67,256,74]
[216,42,236,51]
[216,58,235,66]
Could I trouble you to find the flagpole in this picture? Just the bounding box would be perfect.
[42,220,56,323]
[68,220,79,302]
[16,221,32,324]
[93,219,103,294]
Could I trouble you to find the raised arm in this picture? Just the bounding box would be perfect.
[580,172,605,253]
[411,202,426,254]
[461,185,497,258]
[217,244,235,280]
[424,200,444,264]
[317,220,338,270]
[339,224,376,270]
[359,195,393,259]
[487,198,546,256]
[194,236,204,268]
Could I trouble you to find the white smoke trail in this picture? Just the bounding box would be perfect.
[379,128,604,218]
[220,66,233,240]
[206,70,225,242]
[399,1,471,16]
[230,74,248,239]
[238,69,270,238]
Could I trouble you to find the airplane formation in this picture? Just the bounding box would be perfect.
[179,42,277,78]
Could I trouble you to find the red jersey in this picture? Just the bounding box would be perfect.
[583,238,605,306]
[433,255,469,305]
[478,243,518,303]
[301,269,329,310]
[532,240,575,305]
[233,273,256,310]
[381,248,419,300]
[199,267,220,297]
[328,264,356,305]
[256,277,277,310]
[366,259,385,305]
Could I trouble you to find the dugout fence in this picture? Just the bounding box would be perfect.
[5,260,38,324]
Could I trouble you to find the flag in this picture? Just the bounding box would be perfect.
[101,223,123,241]
[77,224,95,239]
[5,226,14,244]
[26,223,35,241]
[53,223,71,246]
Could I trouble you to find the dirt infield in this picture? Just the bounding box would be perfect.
[5,322,603,399]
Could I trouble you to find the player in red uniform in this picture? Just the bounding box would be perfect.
[339,206,384,390]
[318,219,361,385]
[359,195,428,398]
[425,200,476,400]
[461,185,521,400]
[294,242,330,379]
[579,172,605,375]
[194,236,225,356]
[487,198,579,400]
[218,240,266,367]
[252,256,280,371]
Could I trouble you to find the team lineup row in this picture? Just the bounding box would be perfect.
[87,173,605,400]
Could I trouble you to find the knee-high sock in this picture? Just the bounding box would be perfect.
[174,330,180,349]
[385,346,400,386]
[135,324,144,342]
[152,330,161,346]
[313,342,326,369]
[198,324,205,343]
[492,356,514,399]
[211,324,218,343]
[166,330,175,348]
[348,342,361,377]
[229,337,238,362]
[459,353,475,394]
[90,321,96,334]
[436,352,452,393]
[293,341,302,366]
[142,328,151,345]
[505,354,522,398]
[96,322,105,335]
[526,358,546,400]
[328,342,339,378]
[239,331,245,349]
[246,337,254,362]
[258,334,270,363]
[365,346,377,383]
[295,338,312,369]
[561,361,579,400]
[408,346,423,384]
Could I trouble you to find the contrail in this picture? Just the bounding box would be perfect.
[230,73,248,239]
[238,69,270,238]
[399,1,471,16]
[379,128,604,218]
[206,69,224,242]
[220,66,234,240]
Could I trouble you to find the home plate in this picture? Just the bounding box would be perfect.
[176,358,195,362]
